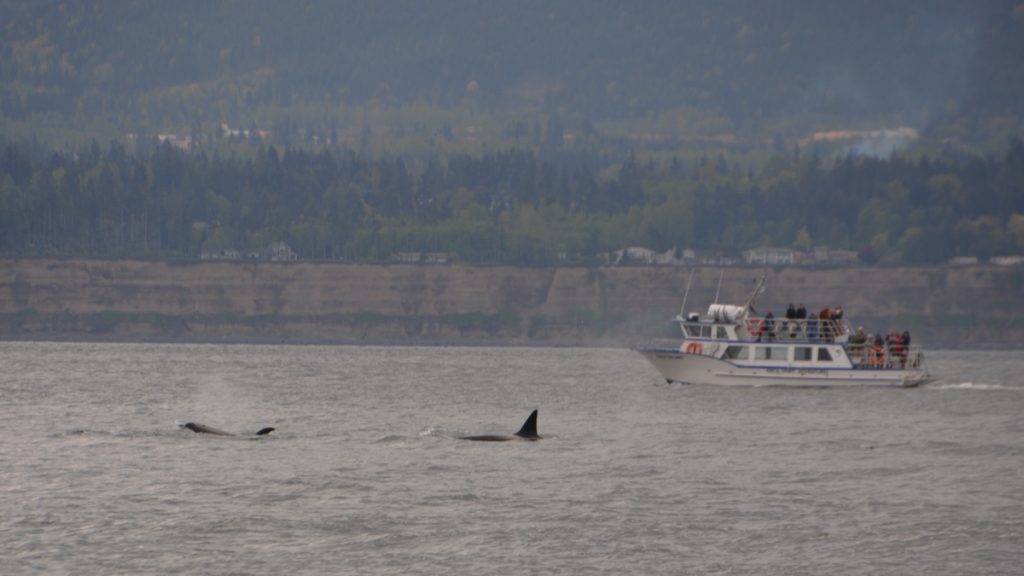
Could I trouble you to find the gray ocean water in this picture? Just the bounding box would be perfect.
[1,342,1021,575]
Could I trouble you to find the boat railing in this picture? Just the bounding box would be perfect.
[846,342,925,370]
[742,316,850,343]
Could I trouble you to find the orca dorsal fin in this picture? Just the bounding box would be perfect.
[514,409,540,440]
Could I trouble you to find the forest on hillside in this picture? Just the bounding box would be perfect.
[1,1,1022,153]
[2,137,1023,265]
[2,3,1023,267]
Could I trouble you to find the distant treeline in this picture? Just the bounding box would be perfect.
[2,1,1022,151]
[1,138,1023,265]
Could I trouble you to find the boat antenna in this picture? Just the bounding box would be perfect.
[713,269,724,304]
[678,268,696,320]
[743,274,767,312]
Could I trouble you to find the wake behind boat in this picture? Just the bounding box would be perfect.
[635,275,932,388]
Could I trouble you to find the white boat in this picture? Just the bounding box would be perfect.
[635,276,932,388]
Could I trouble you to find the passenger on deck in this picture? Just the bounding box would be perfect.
[794,303,809,338]
[830,305,845,337]
[849,326,867,365]
[889,330,906,368]
[884,330,901,364]
[871,334,886,367]
[819,306,832,341]
[785,303,797,336]
[763,311,776,341]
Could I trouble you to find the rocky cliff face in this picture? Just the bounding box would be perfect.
[1,259,1021,347]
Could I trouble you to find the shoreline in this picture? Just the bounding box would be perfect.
[3,258,1022,349]
[3,320,1019,352]
[3,333,1020,351]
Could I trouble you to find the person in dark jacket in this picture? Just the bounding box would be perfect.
[784,303,797,336]
[763,311,776,341]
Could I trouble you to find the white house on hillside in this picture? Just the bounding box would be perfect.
[743,247,795,265]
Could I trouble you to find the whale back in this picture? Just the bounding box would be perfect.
[183,422,274,437]
[183,422,232,436]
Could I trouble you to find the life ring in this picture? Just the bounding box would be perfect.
[746,319,764,334]
[685,342,703,354]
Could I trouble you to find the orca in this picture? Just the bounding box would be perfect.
[182,422,275,436]
[459,409,540,442]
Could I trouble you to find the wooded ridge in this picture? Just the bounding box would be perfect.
[3,138,1023,266]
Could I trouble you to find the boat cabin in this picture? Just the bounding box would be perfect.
[722,343,848,367]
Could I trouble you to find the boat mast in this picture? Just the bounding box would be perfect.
[678,268,697,320]
[742,274,767,313]
[713,269,724,304]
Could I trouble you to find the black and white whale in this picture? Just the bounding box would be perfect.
[182,422,275,436]
[459,409,540,442]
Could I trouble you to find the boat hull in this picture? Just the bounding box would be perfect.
[636,348,930,388]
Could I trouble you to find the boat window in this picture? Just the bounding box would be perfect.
[685,324,701,337]
[716,326,729,339]
[794,347,813,361]
[724,345,748,360]
[817,348,833,361]
[754,346,787,360]
[701,325,712,338]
